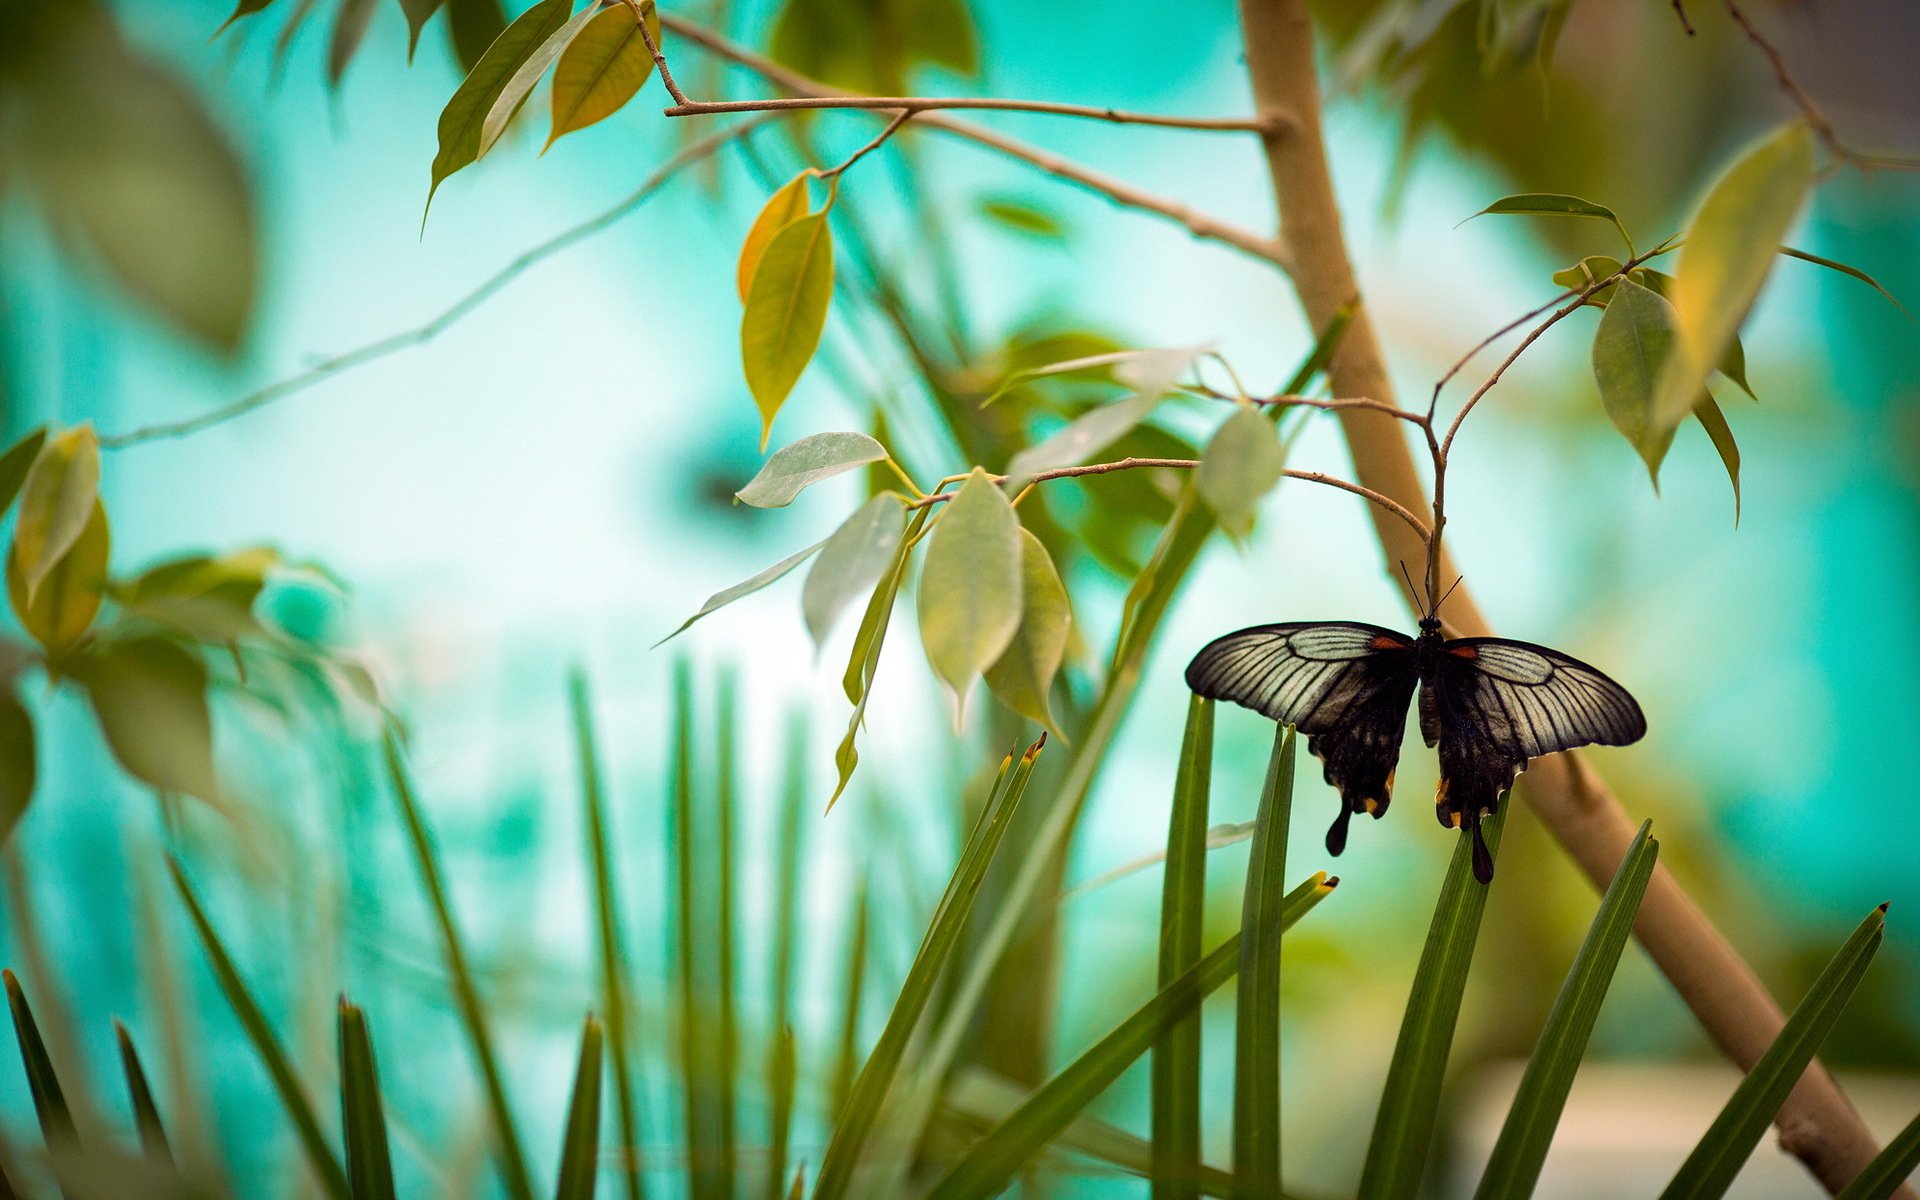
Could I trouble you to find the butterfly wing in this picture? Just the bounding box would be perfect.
[1430,637,1646,881]
[1186,622,1419,856]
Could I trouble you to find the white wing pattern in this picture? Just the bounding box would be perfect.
[1440,638,1645,759]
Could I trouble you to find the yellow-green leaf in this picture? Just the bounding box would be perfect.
[656,540,824,646]
[69,636,220,803]
[1196,406,1284,538]
[116,547,280,642]
[1593,276,1680,481]
[0,695,33,846]
[427,0,571,210]
[547,4,660,148]
[13,425,100,602]
[0,429,48,523]
[1469,192,1634,253]
[917,469,1021,721]
[735,431,885,508]
[1694,393,1742,524]
[1655,123,1814,433]
[742,211,835,447]
[983,529,1069,737]
[8,499,109,656]
[479,4,601,156]
[738,173,816,300]
[1552,255,1625,305]
[803,495,906,648]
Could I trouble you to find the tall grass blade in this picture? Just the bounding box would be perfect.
[1232,728,1295,1198]
[768,1027,798,1200]
[166,860,351,1200]
[337,1000,397,1200]
[1474,820,1658,1200]
[112,1021,174,1169]
[1153,696,1214,1200]
[830,880,872,1124]
[714,671,741,1200]
[925,875,1337,1200]
[1659,903,1888,1200]
[767,713,808,1200]
[382,729,536,1200]
[668,661,723,1200]
[812,739,1044,1200]
[556,1017,606,1200]
[1358,809,1508,1200]
[570,669,647,1200]
[1835,1106,1920,1200]
[5,969,80,1196]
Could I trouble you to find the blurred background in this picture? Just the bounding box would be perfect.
[1,0,1917,1195]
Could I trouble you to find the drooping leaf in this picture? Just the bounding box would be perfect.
[479,4,601,155]
[12,424,101,602]
[446,0,508,73]
[738,173,816,301]
[1635,268,1753,399]
[978,196,1067,240]
[735,432,886,508]
[1002,346,1203,487]
[982,529,1070,736]
[768,0,976,95]
[1779,246,1911,318]
[8,499,110,657]
[69,636,219,803]
[803,495,906,648]
[114,546,280,643]
[830,507,928,805]
[1196,407,1284,537]
[742,211,836,446]
[916,469,1022,719]
[1693,394,1742,524]
[399,0,447,60]
[0,695,32,846]
[658,540,825,646]
[547,3,660,148]
[326,0,380,87]
[427,0,572,209]
[1467,192,1633,253]
[1591,276,1680,480]
[0,429,48,523]
[216,0,279,36]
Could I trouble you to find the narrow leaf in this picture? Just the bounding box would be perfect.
[326,0,379,87]
[982,529,1070,736]
[0,697,32,846]
[12,425,100,602]
[1232,729,1295,1198]
[4,969,80,1163]
[735,432,887,509]
[400,0,447,60]
[738,174,816,301]
[1002,346,1202,487]
[1153,696,1214,1200]
[1467,192,1634,253]
[978,197,1066,240]
[114,1022,174,1169]
[742,212,835,447]
[916,469,1022,719]
[555,1017,605,1200]
[0,429,48,523]
[479,4,599,154]
[657,540,825,646]
[1780,246,1911,318]
[69,634,220,803]
[1592,276,1681,480]
[803,496,906,647]
[548,3,659,147]
[427,0,571,208]
[1835,1106,1920,1200]
[1693,394,1742,524]
[338,1001,397,1200]
[1196,407,1284,537]
[830,508,927,804]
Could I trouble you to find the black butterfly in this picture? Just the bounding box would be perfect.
[1185,616,1645,883]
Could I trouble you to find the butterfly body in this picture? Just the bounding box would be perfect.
[1185,616,1645,882]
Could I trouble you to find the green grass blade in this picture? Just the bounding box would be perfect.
[5,968,81,1195]
[1232,728,1295,1198]
[112,1021,174,1169]
[1836,1106,1920,1200]
[830,880,872,1124]
[768,1026,798,1200]
[1660,903,1888,1200]
[337,1000,397,1200]
[1153,696,1214,1200]
[668,661,722,1200]
[166,860,351,1200]
[767,712,808,1200]
[812,740,1044,1200]
[570,669,647,1200]
[383,729,536,1200]
[925,875,1337,1200]
[1359,809,1508,1200]
[714,671,741,1200]
[1474,820,1658,1200]
[556,1017,606,1200]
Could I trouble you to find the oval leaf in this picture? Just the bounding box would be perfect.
[1592,277,1680,481]
[742,212,835,447]
[656,539,825,646]
[1196,407,1284,537]
[1002,345,1203,487]
[1468,192,1633,251]
[0,695,33,846]
[13,424,101,601]
[547,3,659,148]
[736,432,886,508]
[803,495,906,648]
[8,499,110,656]
[738,173,816,301]
[916,469,1021,721]
[983,529,1069,737]
[70,635,220,803]
[428,0,572,209]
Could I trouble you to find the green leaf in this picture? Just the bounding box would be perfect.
[768,0,976,94]
[1154,696,1214,1200]
[327,0,379,87]
[735,432,887,508]
[0,429,48,524]
[981,346,1158,408]
[738,173,816,301]
[3,969,81,1163]
[657,540,825,646]
[1473,821,1659,1200]
[547,3,659,148]
[479,4,600,154]
[742,211,836,447]
[399,0,447,60]
[768,1025,798,1200]
[829,880,872,1125]
[555,1017,605,1200]
[11,424,100,602]
[1552,255,1627,305]
[1592,276,1681,480]
[830,507,928,805]
[1835,1106,1920,1200]
[1196,407,1285,537]
[803,495,906,647]
[0,695,33,846]
[70,635,220,803]
[1232,729,1295,1198]
[1693,394,1742,524]
[916,468,1022,719]
[337,1001,397,1200]
[1635,268,1754,399]
[446,0,509,73]
[924,875,1337,1200]
[114,1022,175,1169]
[1002,345,1202,487]
[978,196,1067,240]
[812,741,1044,1200]
[427,0,571,210]
[1359,810,1507,1200]
[1279,303,1356,396]
[1654,123,1815,435]
[982,529,1070,737]
[1660,903,1887,1200]
[114,546,280,643]
[1780,246,1911,319]
[9,497,108,657]
[1467,192,1634,253]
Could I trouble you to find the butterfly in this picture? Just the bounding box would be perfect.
[1185,615,1645,883]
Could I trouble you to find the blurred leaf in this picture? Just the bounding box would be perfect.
[978,197,1066,240]
[736,432,886,508]
[114,1022,175,1170]
[982,529,1069,737]
[547,3,659,148]
[1196,407,1284,538]
[829,881,872,1125]
[768,0,976,95]
[217,0,279,36]
[1154,696,1214,1200]
[9,499,108,657]
[69,634,218,802]
[917,469,1022,719]
[399,0,446,60]
[1552,255,1625,305]
[1359,811,1507,1200]
[982,347,1154,409]
[657,540,825,645]
[445,0,508,73]
[0,695,32,846]
[1654,124,1814,436]
[337,1001,396,1200]
[1474,821,1658,1200]
[767,1026,797,1200]
[831,507,928,805]
[479,4,599,154]
[1693,394,1741,524]
[115,547,279,643]
[742,211,836,447]
[18,16,257,352]
[3,969,80,1163]
[804,495,906,647]
[428,0,571,209]
[1278,303,1355,396]
[1835,1106,1920,1200]
[556,1017,604,1200]
[1233,729,1295,1197]
[1591,276,1680,481]
[1779,246,1911,318]
[327,0,379,87]
[0,429,48,524]
[1634,268,1752,399]
[12,424,100,602]
[1468,191,1632,252]
[1660,904,1886,1200]
[1003,346,1202,487]
[738,173,816,301]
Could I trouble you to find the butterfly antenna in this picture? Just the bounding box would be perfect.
[1437,574,1465,612]
[1396,560,1424,613]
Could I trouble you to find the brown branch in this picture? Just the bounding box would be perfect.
[664,94,1278,133]
[1238,2,1906,1193]
[654,15,1293,270]
[819,110,912,179]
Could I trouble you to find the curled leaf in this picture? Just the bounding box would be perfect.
[739,173,816,301]
[13,425,100,603]
[8,499,110,656]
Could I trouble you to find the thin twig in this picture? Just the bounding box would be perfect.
[101,115,782,449]
[1257,393,1430,425]
[820,111,913,179]
[664,95,1279,133]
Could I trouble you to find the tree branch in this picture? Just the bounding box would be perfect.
[664,94,1278,134]
[1237,2,1907,1194]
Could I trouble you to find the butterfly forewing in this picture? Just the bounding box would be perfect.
[1439,637,1646,759]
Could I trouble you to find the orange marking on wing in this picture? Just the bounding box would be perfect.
[1367,634,1403,651]
[1448,644,1479,659]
